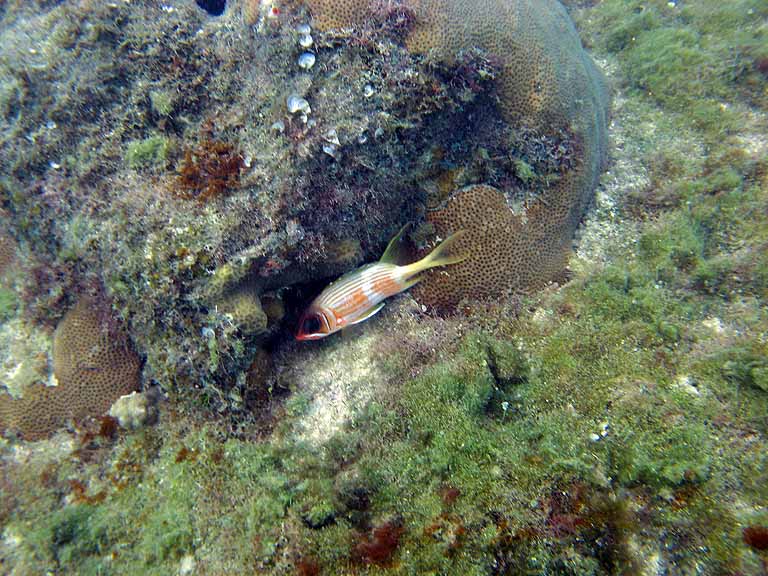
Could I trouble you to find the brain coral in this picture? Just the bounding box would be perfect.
[307,0,609,307]
[0,300,141,440]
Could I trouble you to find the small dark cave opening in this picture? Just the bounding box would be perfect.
[195,0,226,16]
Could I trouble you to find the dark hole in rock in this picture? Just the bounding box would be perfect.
[195,0,226,16]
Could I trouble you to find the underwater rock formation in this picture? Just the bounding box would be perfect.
[0,0,606,411]
[308,0,609,307]
[2,0,768,573]
[0,229,16,277]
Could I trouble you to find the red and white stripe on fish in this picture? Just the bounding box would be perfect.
[295,225,466,341]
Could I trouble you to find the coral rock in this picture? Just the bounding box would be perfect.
[307,0,607,127]
[412,185,572,309]
[216,284,269,335]
[305,0,370,30]
[405,0,607,128]
[307,0,609,307]
[108,391,155,430]
[0,300,141,440]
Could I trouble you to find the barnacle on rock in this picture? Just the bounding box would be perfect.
[0,300,141,440]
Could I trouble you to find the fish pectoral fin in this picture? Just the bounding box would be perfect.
[379,223,411,265]
[347,302,386,326]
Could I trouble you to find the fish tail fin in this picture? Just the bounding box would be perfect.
[379,223,411,265]
[399,273,424,291]
[403,230,467,278]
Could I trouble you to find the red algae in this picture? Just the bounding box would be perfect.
[440,485,461,507]
[174,446,199,463]
[98,415,119,439]
[295,557,321,576]
[353,521,405,566]
[743,526,768,551]
[176,139,244,202]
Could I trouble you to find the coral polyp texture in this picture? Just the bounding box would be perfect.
[413,184,572,309]
[0,300,141,440]
[308,0,609,307]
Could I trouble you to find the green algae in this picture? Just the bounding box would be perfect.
[1,299,762,573]
[0,286,17,320]
[587,0,768,132]
[125,135,171,170]
[149,90,174,117]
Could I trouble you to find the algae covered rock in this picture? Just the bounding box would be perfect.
[0,228,16,277]
[307,0,609,308]
[0,0,607,410]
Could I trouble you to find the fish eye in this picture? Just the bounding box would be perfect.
[302,315,322,334]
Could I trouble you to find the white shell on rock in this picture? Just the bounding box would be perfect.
[286,94,311,115]
[298,33,313,48]
[323,128,340,146]
[298,52,316,70]
[322,144,337,158]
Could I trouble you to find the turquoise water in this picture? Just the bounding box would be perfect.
[0,0,766,573]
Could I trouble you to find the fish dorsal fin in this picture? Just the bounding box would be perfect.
[347,302,385,326]
[379,223,411,265]
[334,263,376,286]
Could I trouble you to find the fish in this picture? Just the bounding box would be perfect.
[295,225,466,341]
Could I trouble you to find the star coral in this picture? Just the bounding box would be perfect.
[412,181,580,309]
[0,299,141,440]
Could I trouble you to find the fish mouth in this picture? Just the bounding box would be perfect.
[295,309,330,341]
[295,331,324,341]
[295,326,327,341]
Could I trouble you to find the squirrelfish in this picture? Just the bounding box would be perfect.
[296,225,465,341]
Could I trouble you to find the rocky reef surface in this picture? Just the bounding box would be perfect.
[0,0,610,429]
[0,0,767,574]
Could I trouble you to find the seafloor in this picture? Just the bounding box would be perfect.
[0,0,767,574]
